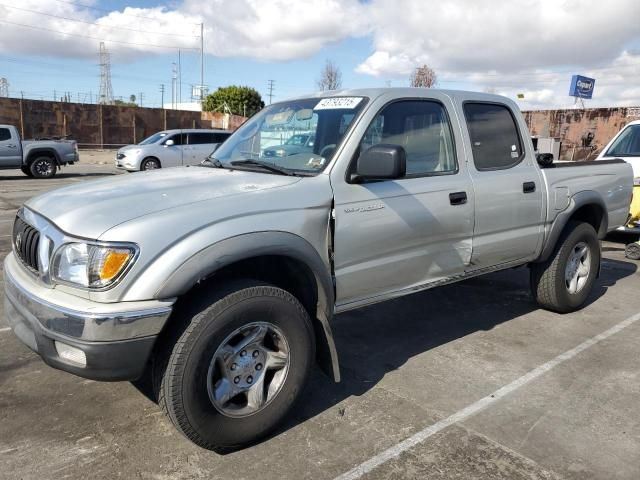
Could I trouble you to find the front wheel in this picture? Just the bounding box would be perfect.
[29,156,57,178]
[20,165,33,177]
[141,158,160,171]
[530,221,600,313]
[156,280,315,450]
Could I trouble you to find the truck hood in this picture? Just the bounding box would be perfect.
[25,167,302,239]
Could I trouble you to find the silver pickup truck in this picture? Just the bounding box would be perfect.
[0,124,79,178]
[4,89,633,450]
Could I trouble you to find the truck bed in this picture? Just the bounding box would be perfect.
[540,158,633,235]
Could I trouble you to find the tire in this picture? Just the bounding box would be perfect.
[155,280,315,450]
[625,242,640,260]
[141,158,160,171]
[29,156,57,178]
[530,221,600,313]
[20,166,33,177]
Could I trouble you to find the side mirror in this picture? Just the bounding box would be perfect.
[164,139,175,147]
[353,144,406,182]
[536,152,553,167]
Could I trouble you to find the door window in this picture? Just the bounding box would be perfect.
[212,133,231,143]
[187,132,216,144]
[606,125,640,156]
[359,100,457,176]
[164,133,185,145]
[0,128,11,141]
[464,103,524,171]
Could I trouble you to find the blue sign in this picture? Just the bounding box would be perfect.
[569,75,595,99]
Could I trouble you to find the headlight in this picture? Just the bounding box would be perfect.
[53,242,137,288]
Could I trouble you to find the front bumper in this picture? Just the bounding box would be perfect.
[4,254,173,381]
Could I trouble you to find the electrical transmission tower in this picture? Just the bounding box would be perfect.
[267,79,275,104]
[0,78,8,97]
[98,42,114,105]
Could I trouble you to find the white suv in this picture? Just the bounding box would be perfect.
[116,129,232,171]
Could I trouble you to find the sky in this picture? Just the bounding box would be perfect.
[0,0,639,110]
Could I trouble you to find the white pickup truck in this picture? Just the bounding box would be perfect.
[4,88,633,450]
[0,124,79,178]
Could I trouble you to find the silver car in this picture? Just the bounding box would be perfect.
[115,129,232,171]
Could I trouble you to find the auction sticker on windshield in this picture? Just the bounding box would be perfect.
[315,97,363,110]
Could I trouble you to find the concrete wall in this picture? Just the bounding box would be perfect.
[0,97,245,148]
[523,106,640,160]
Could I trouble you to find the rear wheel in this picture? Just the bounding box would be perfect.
[141,158,160,171]
[530,221,600,313]
[20,165,33,177]
[155,280,315,450]
[29,156,57,178]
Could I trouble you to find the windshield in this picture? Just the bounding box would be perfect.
[139,131,168,145]
[606,125,640,157]
[212,96,367,174]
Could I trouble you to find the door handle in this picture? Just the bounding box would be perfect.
[5,144,17,148]
[449,191,467,205]
[523,181,536,193]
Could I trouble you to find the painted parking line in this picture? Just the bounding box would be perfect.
[334,311,640,480]
[0,327,11,333]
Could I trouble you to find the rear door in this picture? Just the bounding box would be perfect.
[331,96,474,308]
[0,126,22,167]
[185,132,217,165]
[461,101,545,269]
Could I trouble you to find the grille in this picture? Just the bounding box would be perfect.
[13,216,41,272]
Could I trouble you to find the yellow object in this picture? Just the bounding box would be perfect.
[628,184,640,227]
[99,251,131,281]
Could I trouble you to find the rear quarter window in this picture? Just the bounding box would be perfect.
[464,102,524,171]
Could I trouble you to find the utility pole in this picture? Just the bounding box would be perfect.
[139,92,144,108]
[178,49,182,104]
[200,23,204,95]
[160,84,165,108]
[171,62,177,109]
[267,79,275,105]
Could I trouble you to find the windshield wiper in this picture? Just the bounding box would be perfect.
[200,157,225,168]
[230,159,294,176]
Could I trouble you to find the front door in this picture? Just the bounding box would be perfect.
[332,98,474,309]
[0,127,22,167]
[160,132,185,167]
[461,101,545,269]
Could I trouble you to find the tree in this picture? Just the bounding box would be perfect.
[113,99,137,107]
[203,86,264,117]
[410,64,438,88]
[317,59,342,91]
[129,94,136,103]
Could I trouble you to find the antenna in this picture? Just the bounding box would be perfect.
[0,77,8,98]
[98,42,113,104]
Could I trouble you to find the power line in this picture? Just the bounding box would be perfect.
[0,19,200,51]
[51,0,201,25]
[0,4,200,38]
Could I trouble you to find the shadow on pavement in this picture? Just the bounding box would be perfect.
[132,258,636,453]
